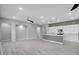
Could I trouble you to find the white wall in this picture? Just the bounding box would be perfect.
[0,22,1,41]
[47,24,79,43]
[47,27,58,34]
[26,24,40,40]
[63,24,79,43]
[0,18,41,41]
[63,25,79,34]
[40,24,48,35]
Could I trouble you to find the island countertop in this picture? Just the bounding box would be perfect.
[42,33,63,44]
[42,33,63,36]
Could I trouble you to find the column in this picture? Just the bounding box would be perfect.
[11,23,16,42]
[0,22,1,41]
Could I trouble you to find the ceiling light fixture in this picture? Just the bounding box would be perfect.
[40,16,44,18]
[18,7,23,11]
[18,25,24,29]
[41,20,45,23]
[12,16,16,19]
[51,17,55,19]
[57,19,60,22]
[68,12,72,15]
[48,21,51,24]
[70,17,74,19]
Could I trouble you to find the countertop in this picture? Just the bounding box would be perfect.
[42,34,63,36]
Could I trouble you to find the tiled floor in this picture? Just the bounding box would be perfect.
[0,39,79,55]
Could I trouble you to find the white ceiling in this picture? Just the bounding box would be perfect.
[0,4,79,24]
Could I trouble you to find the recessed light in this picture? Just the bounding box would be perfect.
[40,16,44,18]
[41,20,45,23]
[18,25,24,29]
[12,16,16,19]
[57,19,60,22]
[51,17,55,19]
[48,21,51,23]
[70,17,74,19]
[18,7,23,11]
[68,12,72,15]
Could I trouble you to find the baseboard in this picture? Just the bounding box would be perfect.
[43,39,63,45]
[63,40,79,44]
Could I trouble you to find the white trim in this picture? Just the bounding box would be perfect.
[43,39,64,45]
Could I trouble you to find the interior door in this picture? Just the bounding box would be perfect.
[1,23,11,41]
[16,24,27,41]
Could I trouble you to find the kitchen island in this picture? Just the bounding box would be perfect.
[42,34,63,44]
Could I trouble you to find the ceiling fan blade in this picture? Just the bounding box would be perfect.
[70,4,79,11]
[27,20,34,23]
[26,17,34,23]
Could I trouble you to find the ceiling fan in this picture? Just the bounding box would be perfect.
[26,17,34,23]
[70,4,79,11]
